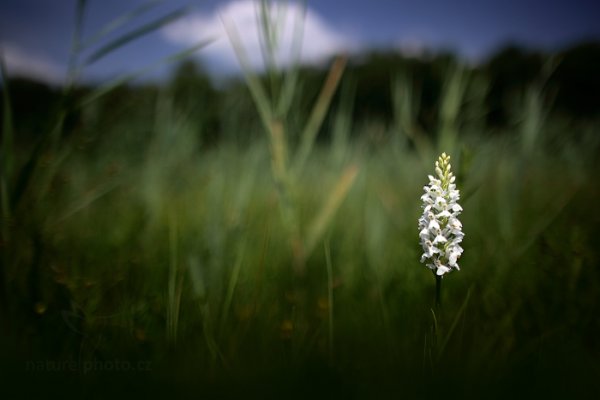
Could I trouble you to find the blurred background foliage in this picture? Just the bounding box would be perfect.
[4,41,600,146]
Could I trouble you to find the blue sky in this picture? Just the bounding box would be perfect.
[1,0,599,84]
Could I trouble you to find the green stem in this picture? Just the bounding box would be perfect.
[435,274,442,309]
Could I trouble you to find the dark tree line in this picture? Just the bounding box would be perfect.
[2,41,599,147]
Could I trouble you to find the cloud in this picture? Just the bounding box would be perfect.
[1,44,64,84]
[162,0,354,72]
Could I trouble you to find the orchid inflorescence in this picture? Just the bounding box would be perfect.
[418,153,464,277]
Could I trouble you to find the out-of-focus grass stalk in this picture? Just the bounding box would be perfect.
[305,164,358,257]
[292,56,347,177]
[7,0,85,215]
[438,64,466,156]
[426,287,472,372]
[221,15,273,129]
[223,1,353,272]
[78,38,215,108]
[258,0,281,100]
[515,79,577,255]
[392,71,432,162]
[519,57,558,158]
[426,308,439,373]
[363,189,394,358]
[268,119,289,185]
[84,9,191,66]
[64,0,87,91]
[520,85,544,157]
[52,179,123,225]
[437,287,471,358]
[167,213,183,346]
[275,2,305,118]
[0,56,13,229]
[331,79,355,167]
[78,0,165,50]
[496,63,571,259]
[9,0,208,216]
[0,55,13,317]
[220,239,247,336]
[188,257,224,365]
[324,239,334,365]
[221,14,297,251]
[394,64,470,167]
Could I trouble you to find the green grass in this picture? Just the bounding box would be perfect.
[2,119,599,397]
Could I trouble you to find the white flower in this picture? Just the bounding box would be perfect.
[418,153,464,277]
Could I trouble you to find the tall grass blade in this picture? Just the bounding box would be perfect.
[9,109,67,211]
[167,213,183,346]
[78,0,164,51]
[79,38,215,107]
[324,239,334,365]
[439,64,466,154]
[52,178,123,225]
[0,55,14,220]
[268,119,289,183]
[392,71,431,160]
[438,287,472,357]
[332,79,355,166]
[84,7,189,66]
[521,85,544,156]
[257,0,278,78]
[430,308,439,341]
[221,14,273,129]
[276,0,306,117]
[516,185,579,257]
[66,0,87,86]
[304,164,358,258]
[0,53,13,317]
[220,240,247,335]
[292,56,347,177]
[223,9,304,273]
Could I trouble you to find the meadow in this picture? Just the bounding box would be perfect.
[1,2,600,398]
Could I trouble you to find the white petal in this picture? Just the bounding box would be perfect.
[436,210,452,219]
[449,218,462,228]
[433,234,447,244]
[448,252,458,266]
[428,220,440,231]
[436,266,451,276]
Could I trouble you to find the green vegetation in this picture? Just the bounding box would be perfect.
[1,1,599,398]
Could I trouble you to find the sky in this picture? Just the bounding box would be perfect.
[1,0,599,84]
